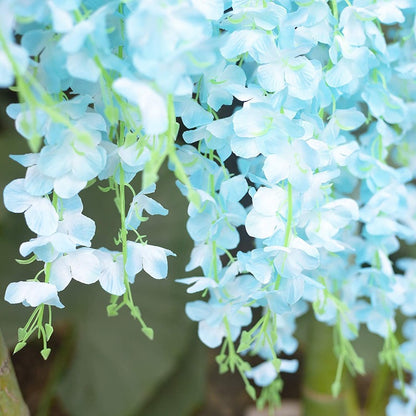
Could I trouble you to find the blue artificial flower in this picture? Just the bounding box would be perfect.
[232,102,305,158]
[175,97,213,129]
[185,243,222,276]
[49,248,100,291]
[304,198,359,252]
[186,175,247,250]
[186,298,252,348]
[198,60,246,111]
[263,139,319,191]
[0,1,29,87]
[126,184,168,230]
[93,248,126,296]
[113,77,168,135]
[3,179,59,236]
[362,80,407,124]
[191,0,225,21]
[5,281,64,308]
[125,241,175,280]
[245,186,287,239]
[237,249,274,284]
[18,197,96,262]
[246,359,298,387]
[326,35,376,90]
[126,0,215,95]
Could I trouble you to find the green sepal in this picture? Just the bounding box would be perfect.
[13,341,27,354]
[142,327,154,340]
[215,354,226,365]
[245,384,257,400]
[219,363,228,374]
[107,304,119,317]
[239,361,251,372]
[41,348,51,360]
[237,331,251,353]
[45,323,54,341]
[17,327,26,341]
[85,178,97,189]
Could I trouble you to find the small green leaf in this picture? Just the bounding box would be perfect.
[45,323,54,341]
[17,327,26,341]
[41,348,51,360]
[142,327,154,340]
[107,304,119,317]
[219,363,228,374]
[215,354,225,365]
[85,178,97,189]
[13,341,27,354]
[246,384,257,400]
[237,344,248,353]
[239,361,251,372]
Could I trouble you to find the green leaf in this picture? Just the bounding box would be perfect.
[215,354,226,365]
[17,328,26,341]
[246,384,256,400]
[13,341,26,354]
[45,323,54,341]
[106,304,118,317]
[40,348,51,360]
[141,326,154,340]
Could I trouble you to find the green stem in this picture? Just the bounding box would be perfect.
[118,167,128,274]
[302,318,360,416]
[330,0,339,21]
[0,329,30,416]
[166,95,200,208]
[284,182,293,247]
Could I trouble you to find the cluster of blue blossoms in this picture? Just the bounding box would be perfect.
[2,0,416,411]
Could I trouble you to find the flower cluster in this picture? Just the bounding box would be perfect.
[2,0,416,412]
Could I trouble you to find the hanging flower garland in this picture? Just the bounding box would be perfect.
[1,0,416,412]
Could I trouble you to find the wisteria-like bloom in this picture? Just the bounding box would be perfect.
[2,0,416,412]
